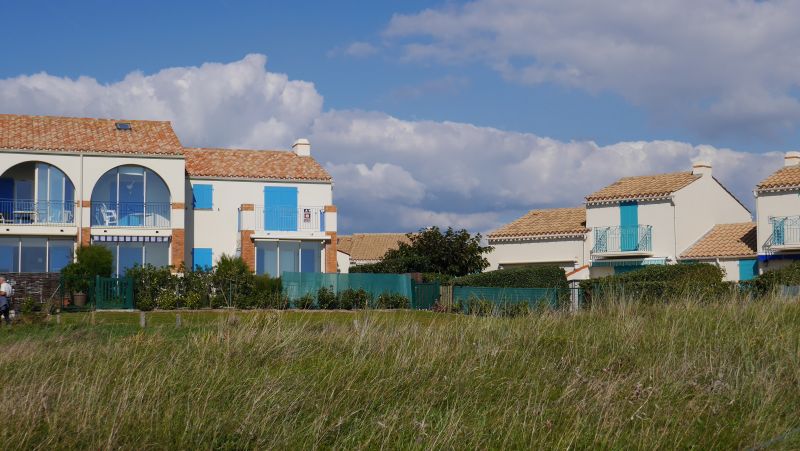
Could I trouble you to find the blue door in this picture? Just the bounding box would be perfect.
[738,259,758,281]
[264,187,298,231]
[620,201,639,251]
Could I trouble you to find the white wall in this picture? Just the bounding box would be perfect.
[586,199,677,259]
[486,236,587,272]
[673,175,751,255]
[756,190,800,254]
[187,177,334,266]
[336,251,350,273]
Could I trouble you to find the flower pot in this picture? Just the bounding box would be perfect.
[73,292,87,307]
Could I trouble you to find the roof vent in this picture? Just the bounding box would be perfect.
[292,138,311,157]
[785,151,800,167]
[115,122,132,131]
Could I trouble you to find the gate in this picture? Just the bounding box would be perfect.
[94,276,134,310]
[412,281,440,310]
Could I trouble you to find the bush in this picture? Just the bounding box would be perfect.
[156,290,180,310]
[183,291,203,310]
[136,293,156,311]
[127,264,175,306]
[61,245,115,295]
[580,263,729,305]
[339,288,372,310]
[452,265,568,290]
[466,298,494,316]
[375,292,410,309]
[317,287,338,309]
[296,293,315,310]
[213,254,255,300]
[254,275,281,295]
[422,273,453,284]
[748,262,800,296]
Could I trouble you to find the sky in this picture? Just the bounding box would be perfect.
[1,0,798,234]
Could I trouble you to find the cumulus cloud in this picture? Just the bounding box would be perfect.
[0,54,782,234]
[384,0,800,140]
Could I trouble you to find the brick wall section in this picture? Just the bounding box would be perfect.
[324,205,337,212]
[80,200,91,208]
[240,230,255,272]
[4,273,62,309]
[172,202,185,210]
[80,227,91,247]
[325,231,337,273]
[171,229,185,271]
[240,204,254,211]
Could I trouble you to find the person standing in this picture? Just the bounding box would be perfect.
[0,276,12,326]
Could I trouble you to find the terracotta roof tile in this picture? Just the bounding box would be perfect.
[0,114,183,156]
[336,233,411,262]
[756,166,800,191]
[185,147,331,181]
[488,207,588,240]
[337,236,353,255]
[585,171,700,203]
[680,222,756,259]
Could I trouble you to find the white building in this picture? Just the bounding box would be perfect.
[586,162,751,276]
[678,222,758,281]
[754,151,800,271]
[486,207,590,280]
[0,114,337,280]
[336,233,410,273]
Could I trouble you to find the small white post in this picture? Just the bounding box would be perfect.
[139,311,146,328]
[175,313,182,328]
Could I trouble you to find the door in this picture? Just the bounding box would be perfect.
[738,259,758,281]
[0,178,13,222]
[264,186,298,231]
[620,201,639,251]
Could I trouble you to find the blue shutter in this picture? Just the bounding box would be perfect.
[773,219,785,246]
[192,248,213,271]
[192,184,213,209]
[738,259,758,281]
[620,201,639,251]
[264,186,298,231]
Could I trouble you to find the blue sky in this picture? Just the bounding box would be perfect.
[1,1,798,233]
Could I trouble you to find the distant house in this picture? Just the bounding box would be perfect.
[679,222,758,281]
[336,233,410,273]
[486,207,590,279]
[755,152,800,271]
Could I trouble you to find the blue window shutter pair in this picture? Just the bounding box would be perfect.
[192,248,213,271]
[264,186,298,231]
[193,184,213,209]
[620,201,639,252]
[738,259,758,281]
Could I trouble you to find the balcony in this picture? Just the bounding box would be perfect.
[0,199,76,226]
[764,216,800,252]
[250,206,325,232]
[91,202,171,228]
[592,225,653,257]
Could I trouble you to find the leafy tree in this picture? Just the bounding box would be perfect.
[213,254,255,305]
[352,226,492,276]
[61,245,114,294]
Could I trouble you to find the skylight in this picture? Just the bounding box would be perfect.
[115,122,132,130]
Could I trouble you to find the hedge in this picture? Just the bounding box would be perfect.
[580,263,729,304]
[746,261,800,296]
[452,265,569,290]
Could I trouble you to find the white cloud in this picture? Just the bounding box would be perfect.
[0,54,783,234]
[384,0,800,139]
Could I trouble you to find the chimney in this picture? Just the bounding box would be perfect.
[785,151,800,167]
[292,138,311,157]
[692,160,712,177]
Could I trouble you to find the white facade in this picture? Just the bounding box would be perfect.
[755,152,800,271]
[486,236,588,274]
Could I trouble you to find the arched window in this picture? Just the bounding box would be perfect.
[0,162,75,225]
[90,166,170,227]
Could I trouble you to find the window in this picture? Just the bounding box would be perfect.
[256,241,321,277]
[0,237,19,273]
[48,240,74,273]
[100,240,172,276]
[192,248,213,271]
[0,237,74,273]
[91,166,171,227]
[192,184,213,209]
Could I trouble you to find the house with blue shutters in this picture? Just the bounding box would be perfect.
[755,151,800,271]
[185,143,337,277]
[584,162,751,278]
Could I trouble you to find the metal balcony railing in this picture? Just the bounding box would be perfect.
[91,202,172,228]
[0,199,76,226]
[764,216,800,252]
[249,206,325,232]
[592,225,653,255]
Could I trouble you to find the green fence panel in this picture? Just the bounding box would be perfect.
[281,272,414,306]
[453,286,560,312]
[94,276,134,310]
[412,281,440,310]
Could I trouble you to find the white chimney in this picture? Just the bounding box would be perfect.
[692,160,712,177]
[785,151,800,167]
[292,138,311,157]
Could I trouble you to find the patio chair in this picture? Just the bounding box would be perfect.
[100,203,118,226]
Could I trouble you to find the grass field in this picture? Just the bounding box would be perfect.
[1,298,799,449]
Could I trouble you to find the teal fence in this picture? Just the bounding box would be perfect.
[453,286,561,313]
[94,276,134,310]
[282,272,413,303]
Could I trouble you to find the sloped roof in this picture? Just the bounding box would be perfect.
[756,166,800,191]
[680,222,757,259]
[488,207,588,240]
[0,114,183,156]
[585,171,700,203]
[336,233,411,262]
[185,147,331,181]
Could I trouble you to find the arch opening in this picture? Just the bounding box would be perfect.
[0,161,76,225]
[90,165,171,228]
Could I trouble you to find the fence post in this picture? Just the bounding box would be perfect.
[176,313,182,328]
[139,311,146,328]
[569,281,580,312]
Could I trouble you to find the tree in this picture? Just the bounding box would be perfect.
[61,245,114,294]
[354,226,493,276]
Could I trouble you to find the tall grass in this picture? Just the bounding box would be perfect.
[0,297,799,449]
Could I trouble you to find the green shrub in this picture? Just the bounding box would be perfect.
[254,275,282,294]
[136,293,156,311]
[127,264,175,306]
[213,254,255,299]
[296,293,315,310]
[184,291,202,310]
[20,297,38,314]
[422,273,453,284]
[466,297,494,316]
[375,293,410,309]
[339,288,372,310]
[747,262,800,296]
[61,245,115,296]
[452,265,568,290]
[580,263,729,305]
[156,290,180,310]
[500,302,531,317]
[316,287,338,309]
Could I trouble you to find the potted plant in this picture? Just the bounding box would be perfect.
[62,262,90,306]
[60,245,113,307]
